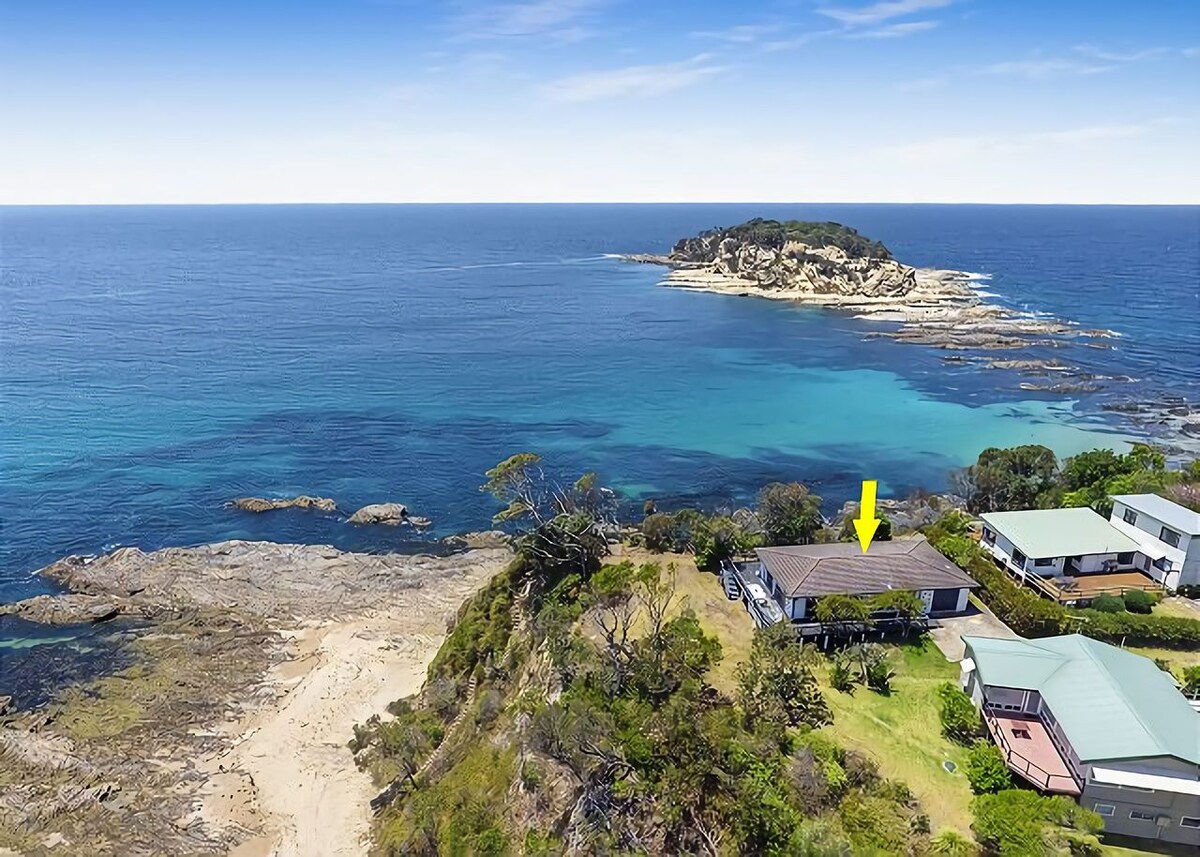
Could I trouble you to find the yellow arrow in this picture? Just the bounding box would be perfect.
[853,480,880,553]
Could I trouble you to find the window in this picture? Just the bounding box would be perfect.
[1123,508,1138,525]
[1180,817,1200,829]
[1093,804,1115,817]
[1034,557,1056,567]
[1011,548,1027,567]
[1160,527,1181,548]
[1129,810,1157,821]
[982,528,996,545]
[1117,552,1134,566]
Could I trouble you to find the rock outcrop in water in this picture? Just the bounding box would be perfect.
[230,495,337,513]
[347,502,414,526]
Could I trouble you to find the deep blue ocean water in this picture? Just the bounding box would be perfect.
[2,204,1198,618]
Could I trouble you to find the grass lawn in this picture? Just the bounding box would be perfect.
[1152,597,1200,620]
[1125,644,1200,673]
[817,637,976,836]
[621,547,976,836]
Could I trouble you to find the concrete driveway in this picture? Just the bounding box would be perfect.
[929,600,1019,662]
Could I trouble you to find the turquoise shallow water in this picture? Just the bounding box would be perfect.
[1,204,1196,612]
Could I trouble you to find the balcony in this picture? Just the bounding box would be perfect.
[983,709,1081,796]
[1028,571,1162,605]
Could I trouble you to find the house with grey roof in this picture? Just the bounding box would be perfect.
[730,537,977,627]
[962,634,1200,847]
[1109,494,1200,590]
[979,507,1163,602]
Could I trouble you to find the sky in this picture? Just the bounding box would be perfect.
[2,0,1198,204]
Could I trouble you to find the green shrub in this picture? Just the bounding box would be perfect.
[1090,594,1125,613]
[971,790,1102,857]
[1121,589,1156,614]
[938,682,983,745]
[930,827,979,856]
[964,742,1011,794]
[829,653,857,693]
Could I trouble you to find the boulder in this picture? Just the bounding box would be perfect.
[347,503,409,526]
[0,594,123,625]
[230,496,337,513]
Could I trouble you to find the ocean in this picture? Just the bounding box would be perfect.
[2,203,1198,613]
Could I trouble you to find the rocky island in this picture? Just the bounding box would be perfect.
[629,219,1116,358]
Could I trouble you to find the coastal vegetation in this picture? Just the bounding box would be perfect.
[355,442,1200,855]
[955,443,1200,517]
[355,460,952,855]
[675,218,894,260]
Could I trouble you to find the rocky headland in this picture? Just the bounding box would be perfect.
[0,540,513,856]
[628,219,1116,359]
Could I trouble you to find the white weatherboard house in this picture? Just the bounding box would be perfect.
[1108,494,1200,590]
[961,635,1200,847]
[980,506,1145,581]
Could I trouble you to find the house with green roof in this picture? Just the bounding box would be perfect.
[979,507,1161,602]
[961,634,1200,846]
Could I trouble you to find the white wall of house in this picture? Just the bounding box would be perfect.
[1082,756,1200,848]
[1110,500,1199,589]
[979,526,1141,579]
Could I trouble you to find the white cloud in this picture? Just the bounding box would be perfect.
[817,0,954,27]
[449,0,606,39]
[1074,44,1168,63]
[977,58,1113,78]
[762,29,841,52]
[847,20,939,39]
[540,54,727,103]
[692,23,782,44]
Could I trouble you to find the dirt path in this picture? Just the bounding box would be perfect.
[204,616,445,856]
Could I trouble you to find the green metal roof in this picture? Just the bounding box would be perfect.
[963,634,1200,765]
[979,507,1143,559]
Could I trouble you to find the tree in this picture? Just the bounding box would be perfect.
[955,445,1058,514]
[813,594,871,625]
[757,482,824,546]
[692,514,757,570]
[869,589,925,637]
[965,743,1011,794]
[1058,448,1131,492]
[480,453,612,579]
[839,512,892,543]
[737,624,831,730]
[938,682,983,745]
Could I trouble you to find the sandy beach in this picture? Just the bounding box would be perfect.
[202,614,447,857]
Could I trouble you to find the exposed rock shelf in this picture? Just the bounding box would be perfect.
[0,540,514,855]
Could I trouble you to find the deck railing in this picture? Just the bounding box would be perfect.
[983,709,1080,795]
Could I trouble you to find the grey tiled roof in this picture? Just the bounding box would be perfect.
[755,537,977,598]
